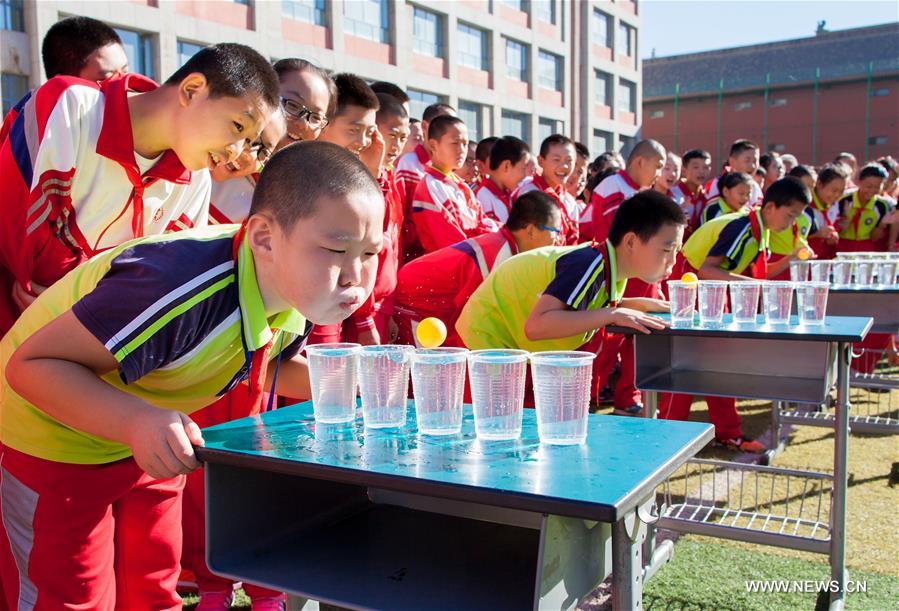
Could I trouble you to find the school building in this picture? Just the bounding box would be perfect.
[641,22,899,168]
[1,0,643,153]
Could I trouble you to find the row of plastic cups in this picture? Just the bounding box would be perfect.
[789,259,898,287]
[668,279,829,326]
[304,344,596,445]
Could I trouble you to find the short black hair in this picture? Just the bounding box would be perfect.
[682,149,711,165]
[754,167,767,178]
[729,139,759,157]
[817,163,849,186]
[428,115,465,141]
[574,142,590,160]
[627,139,666,164]
[476,137,499,163]
[422,103,455,123]
[717,171,753,193]
[877,156,899,176]
[589,152,621,175]
[489,136,529,171]
[759,152,780,171]
[42,16,122,79]
[272,57,338,119]
[787,164,816,181]
[608,190,686,246]
[375,92,408,122]
[251,141,381,230]
[332,73,379,116]
[763,177,811,208]
[834,152,857,164]
[166,43,280,109]
[370,81,410,104]
[539,134,574,158]
[506,191,559,231]
[858,162,889,181]
[409,118,421,125]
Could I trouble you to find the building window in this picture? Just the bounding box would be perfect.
[734,101,751,111]
[534,0,555,24]
[538,117,561,143]
[619,135,635,155]
[344,0,389,44]
[1,73,28,114]
[176,40,205,68]
[408,88,442,121]
[595,70,612,106]
[1,0,23,31]
[872,88,889,97]
[282,0,326,25]
[501,110,530,142]
[593,129,613,154]
[592,9,612,48]
[458,100,484,142]
[457,22,487,71]
[505,38,528,82]
[618,79,636,114]
[537,50,562,92]
[501,0,527,11]
[618,22,634,57]
[770,98,787,107]
[868,136,888,145]
[649,110,664,119]
[114,27,155,81]
[412,6,443,58]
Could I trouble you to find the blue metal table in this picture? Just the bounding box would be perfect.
[612,313,872,611]
[827,286,899,334]
[197,402,712,610]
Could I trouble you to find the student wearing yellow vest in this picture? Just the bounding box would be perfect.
[836,163,894,252]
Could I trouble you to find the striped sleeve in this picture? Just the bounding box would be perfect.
[544,247,607,311]
[708,216,753,269]
[72,238,237,384]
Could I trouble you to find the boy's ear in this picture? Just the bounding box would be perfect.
[178,72,209,107]
[246,213,276,261]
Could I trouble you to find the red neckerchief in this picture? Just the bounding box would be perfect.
[748,207,768,280]
[480,177,511,211]
[533,174,578,244]
[414,143,430,166]
[845,192,872,238]
[232,223,274,413]
[498,226,520,256]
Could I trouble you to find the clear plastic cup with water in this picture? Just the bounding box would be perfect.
[789,260,810,283]
[411,347,468,435]
[468,349,529,440]
[853,260,874,286]
[809,260,832,283]
[358,345,413,428]
[796,282,829,325]
[531,351,595,445]
[831,260,853,287]
[667,280,696,327]
[728,281,761,324]
[305,343,361,423]
[697,280,728,327]
[876,261,897,287]
[762,281,794,325]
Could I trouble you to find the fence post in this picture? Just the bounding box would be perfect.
[762,72,770,151]
[673,82,680,155]
[715,78,724,167]
[812,67,820,165]
[864,61,873,162]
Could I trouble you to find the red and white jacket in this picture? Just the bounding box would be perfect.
[410,165,495,256]
[670,180,707,232]
[475,177,512,224]
[512,174,580,245]
[582,170,641,243]
[208,174,258,224]
[706,171,763,208]
[0,73,210,334]
[396,144,430,261]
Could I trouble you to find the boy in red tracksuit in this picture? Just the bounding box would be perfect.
[670,149,712,235]
[409,115,496,255]
[475,136,530,224]
[513,134,580,245]
[394,191,561,347]
[586,140,666,415]
[705,139,763,208]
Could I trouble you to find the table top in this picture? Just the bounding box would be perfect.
[197,401,713,523]
[829,285,899,294]
[610,313,872,342]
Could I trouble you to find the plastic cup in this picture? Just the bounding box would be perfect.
[789,260,810,283]
[876,261,897,287]
[728,281,761,324]
[697,280,727,327]
[796,282,829,325]
[358,345,413,428]
[667,280,696,327]
[468,349,529,440]
[762,282,794,325]
[530,351,595,445]
[809,260,832,283]
[411,347,468,435]
[853,260,874,286]
[305,343,361,423]
[831,260,853,287]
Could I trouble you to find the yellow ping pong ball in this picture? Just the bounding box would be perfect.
[797,248,811,261]
[416,317,447,348]
[681,272,699,284]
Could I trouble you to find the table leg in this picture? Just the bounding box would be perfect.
[763,401,786,465]
[830,342,850,609]
[612,511,645,611]
[641,392,659,574]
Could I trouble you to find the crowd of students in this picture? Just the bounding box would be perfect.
[0,16,897,610]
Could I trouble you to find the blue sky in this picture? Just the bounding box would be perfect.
[639,0,899,59]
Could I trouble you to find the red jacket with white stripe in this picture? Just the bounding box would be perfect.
[582,170,641,243]
[475,177,512,224]
[670,180,707,233]
[395,144,429,262]
[0,74,210,334]
[410,165,495,257]
[394,227,519,346]
[512,174,580,245]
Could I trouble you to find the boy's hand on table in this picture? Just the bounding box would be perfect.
[127,407,204,479]
[609,307,668,334]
